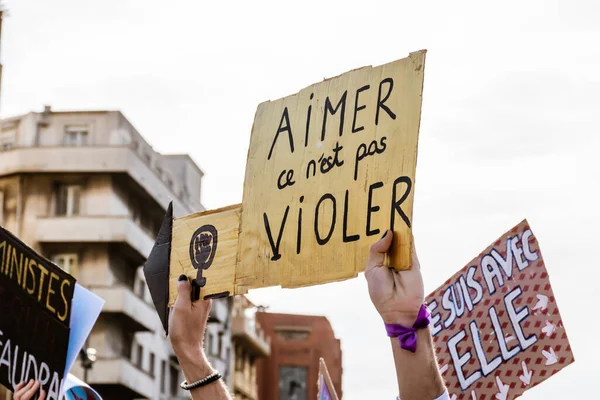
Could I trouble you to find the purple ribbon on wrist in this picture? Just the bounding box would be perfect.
[384,305,431,353]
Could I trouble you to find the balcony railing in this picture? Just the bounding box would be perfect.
[234,370,258,399]
[231,315,271,357]
[91,286,157,332]
[36,215,154,260]
[77,357,154,399]
[0,146,196,216]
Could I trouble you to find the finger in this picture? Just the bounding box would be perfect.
[14,380,27,392]
[192,298,212,319]
[16,380,35,398]
[366,230,393,273]
[174,274,192,310]
[22,381,40,400]
[39,389,46,400]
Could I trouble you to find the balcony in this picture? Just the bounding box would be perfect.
[0,146,196,216]
[36,215,154,261]
[83,357,154,399]
[231,315,271,357]
[91,286,157,332]
[234,370,258,400]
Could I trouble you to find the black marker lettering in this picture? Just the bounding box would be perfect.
[314,193,336,245]
[277,169,296,190]
[366,181,383,236]
[306,159,317,179]
[321,91,348,141]
[263,207,290,261]
[268,107,294,160]
[343,190,360,242]
[390,176,412,230]
[352,84,370,133]
[376,78,396,125]
[296,196,304,254]
[305,93,314,147]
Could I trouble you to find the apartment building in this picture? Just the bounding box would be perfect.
[231,296,271,400]
[0,107,232,399]
[256,312,343,400]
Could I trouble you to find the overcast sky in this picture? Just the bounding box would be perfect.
[3,0,599,398]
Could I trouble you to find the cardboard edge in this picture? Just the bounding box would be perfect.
[143,201,173,335]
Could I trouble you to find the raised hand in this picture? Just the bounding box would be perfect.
[364,230,425,326]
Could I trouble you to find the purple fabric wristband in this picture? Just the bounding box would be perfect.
[384,305,431,353]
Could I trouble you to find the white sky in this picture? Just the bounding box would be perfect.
[3,0,600,398]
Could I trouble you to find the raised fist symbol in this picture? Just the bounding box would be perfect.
[189,225,218,288]
[194,233,212,266]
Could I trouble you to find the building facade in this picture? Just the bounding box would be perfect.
[0,107,232,399]
[231,296,271,400]
[255,312,343,400]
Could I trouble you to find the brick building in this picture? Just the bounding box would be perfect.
[255,313,342,400]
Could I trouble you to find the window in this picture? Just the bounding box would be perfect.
[55,185,81,216]
[276,328,310,341]
[279,366,308,400]
[0,131,15,150]
[218,332,224,359]
[64,125,89,146]
[135,344,143,369]
[169,364,179,396]
[149,352,155,377]
[160,360,167,394]
[52,254,78,274]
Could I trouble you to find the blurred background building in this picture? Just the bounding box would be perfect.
[256,312,343,400]
[0,106,345,400]
[0,107,233,399]
[231,296,271,400]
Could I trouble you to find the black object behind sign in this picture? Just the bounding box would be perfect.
[0,226,75,396]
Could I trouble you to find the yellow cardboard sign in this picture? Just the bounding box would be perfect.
[169,51,426,301]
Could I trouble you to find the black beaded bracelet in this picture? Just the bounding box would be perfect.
[180,371,222,390]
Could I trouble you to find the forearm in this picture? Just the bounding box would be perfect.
[390,328,446,400]
[176,346,232,400]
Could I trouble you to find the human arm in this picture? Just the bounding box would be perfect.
[168,275,232,400]
[13,380,45,400]
[365,231,447,400]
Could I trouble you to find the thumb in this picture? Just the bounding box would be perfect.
[174,274,192,309]
[366,230,393,273]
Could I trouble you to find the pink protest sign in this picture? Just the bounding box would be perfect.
[426,220,574,399]
[318,358,339,400]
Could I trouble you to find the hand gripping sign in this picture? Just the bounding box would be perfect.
[145,51,427,333]
[426,220,574,400]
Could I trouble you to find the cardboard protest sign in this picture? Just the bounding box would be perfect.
[237,50,426,291]
[151,51,427,312]
[426,220,574,399]
[0,226,76,399]
[168,204,242,305]
[318,358,339,400]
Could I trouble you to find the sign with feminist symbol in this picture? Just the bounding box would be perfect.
[145,51,427,322]
[426,220,574,399]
